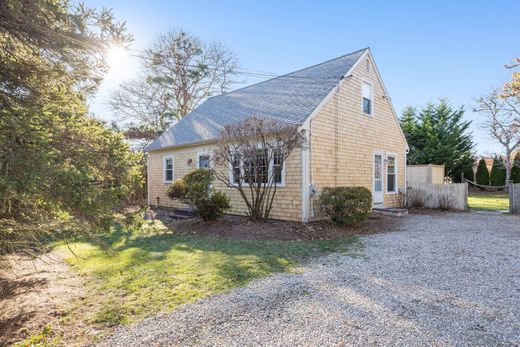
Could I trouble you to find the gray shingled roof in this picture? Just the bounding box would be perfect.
[145,48,368,151]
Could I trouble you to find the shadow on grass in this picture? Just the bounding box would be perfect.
[62,220,361,326]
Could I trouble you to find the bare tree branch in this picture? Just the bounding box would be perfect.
[475,89,520,185]
[109,29,239,142]
[212,117,304,222]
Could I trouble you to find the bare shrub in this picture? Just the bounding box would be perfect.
[212,117,304,222]
[407,188,425,209]
[395,191,407,208]
[437,193,456,211]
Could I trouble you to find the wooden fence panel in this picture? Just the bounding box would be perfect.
[407,165,445,186]
[407,182,468,210]
[510,183,520,214]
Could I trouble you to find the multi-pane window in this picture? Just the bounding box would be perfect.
[387,155,396,193]
[374,154,383,192]
[164,157,173,182]
[362,81,373,115]
[198,155,210,169]
[273,149,283,185]
[245,149,268,184]
[231,155,241,184]
[230,148,284,185]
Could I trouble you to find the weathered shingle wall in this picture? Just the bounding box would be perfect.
[309,54,407,219]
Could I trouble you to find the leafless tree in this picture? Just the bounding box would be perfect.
[475,89,520,185]
[212,117,304,222]
[110,30,238,142]
[110,76,175,141]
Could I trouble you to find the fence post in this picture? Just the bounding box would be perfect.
[510,184,514,214]
[464,182,468,210]
[510,183,518,214]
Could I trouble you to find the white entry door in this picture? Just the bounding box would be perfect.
[373,153,384,204]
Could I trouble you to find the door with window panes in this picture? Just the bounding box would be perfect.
[373,153,384,204]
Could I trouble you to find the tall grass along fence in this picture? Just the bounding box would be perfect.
[407,182,468,210]
[510,183,520,214]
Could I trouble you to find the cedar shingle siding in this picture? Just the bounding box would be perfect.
[147,146,302,221]
[308,54,407,220]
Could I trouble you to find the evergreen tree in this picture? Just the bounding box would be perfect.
[463,163,475,185]
[400,100,475,182]
[475,158,490,186]
[0,1,142,268]
[511,152,520,183]
[489,156,506,186]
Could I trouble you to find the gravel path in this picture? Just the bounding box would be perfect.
[99,212,520,346]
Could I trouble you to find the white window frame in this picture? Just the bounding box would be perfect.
[386,153,398,194]
[228,153,241,185]
[270,148,286,187]
[361,80,374,116]
[163,155,174,183]
[196,150,212,169]
[373,149,385,204]
[228,149,286,188]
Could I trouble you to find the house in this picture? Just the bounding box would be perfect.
[145,48,409,222]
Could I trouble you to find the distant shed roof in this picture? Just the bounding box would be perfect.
[145,48,368,151]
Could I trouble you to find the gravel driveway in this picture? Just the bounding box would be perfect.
[99,212,520,346]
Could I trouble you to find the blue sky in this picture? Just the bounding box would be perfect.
[85,0,519,155]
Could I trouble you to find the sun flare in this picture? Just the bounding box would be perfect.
[107,45,134,77]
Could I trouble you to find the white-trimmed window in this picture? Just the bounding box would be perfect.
[386,154,397,193]
[230,149,285,186]
[272,149,284,185]
[231,154,241,184]
[198,154,211,169]
[245,149,268,184]
[362,81,373,116]
[163,156,174,183]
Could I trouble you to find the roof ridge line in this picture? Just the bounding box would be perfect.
[210,47,369,98]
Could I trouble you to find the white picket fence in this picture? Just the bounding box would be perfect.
[407,182,468,210]
[510,183,520,214]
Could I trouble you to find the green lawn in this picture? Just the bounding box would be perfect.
[60,218,360,329]
[468,192,509,211]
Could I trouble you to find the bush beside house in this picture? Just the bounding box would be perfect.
[319,187,372,226]
[167,169,230,221]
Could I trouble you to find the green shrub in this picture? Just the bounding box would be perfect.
[319,187,372,226]
[511,153,520,184]
[475,158,489,187]
[463,164,475,185]
[167,169,230,221]
[489,156,506,186]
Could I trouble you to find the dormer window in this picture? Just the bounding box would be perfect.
[362,81,373,116]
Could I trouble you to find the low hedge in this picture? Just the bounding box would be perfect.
[318,186,372,226]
